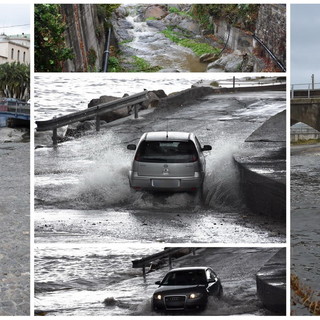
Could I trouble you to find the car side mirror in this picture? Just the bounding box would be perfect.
[127,144,136,150]
[155,281,161,285]
[201,145,212,151]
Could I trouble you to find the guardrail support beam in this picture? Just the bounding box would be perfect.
[134,104,139,119]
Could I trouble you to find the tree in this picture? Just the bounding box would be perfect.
[0,62,30,100]
[35,4,74,72]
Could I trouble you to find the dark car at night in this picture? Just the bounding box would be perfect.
[152,267,223,313]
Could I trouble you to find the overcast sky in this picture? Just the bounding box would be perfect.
[291,4,320,85]
[0,4,29,36]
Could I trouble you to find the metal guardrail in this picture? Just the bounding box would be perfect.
[36,90,149,145]
[132,248,197,276]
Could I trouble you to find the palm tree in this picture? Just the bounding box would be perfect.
[0,62,30,100]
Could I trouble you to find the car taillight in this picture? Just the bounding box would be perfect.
[135,154,140,161]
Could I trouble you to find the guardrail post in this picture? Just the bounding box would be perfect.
[233,76,235,89]
[134,104,138,119]
[52,128,58,146]
[96,115,100,131]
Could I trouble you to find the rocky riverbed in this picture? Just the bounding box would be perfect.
[111,4,267,72]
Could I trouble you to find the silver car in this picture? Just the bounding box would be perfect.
[127,131,212,192]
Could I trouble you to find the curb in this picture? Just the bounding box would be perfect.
[233,110,286,221]
[256,248,286,314]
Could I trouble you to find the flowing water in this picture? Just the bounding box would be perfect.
[117,5,208,72]
[34,74,286,314]
[291,144,320,315]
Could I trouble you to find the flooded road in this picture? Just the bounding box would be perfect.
[0,140,30,315]
[35,246,281,316]
[291,144,320,315]
[35,76,286,244]
[34,75,286,314]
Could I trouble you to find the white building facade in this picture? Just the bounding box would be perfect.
[0,34,30,64]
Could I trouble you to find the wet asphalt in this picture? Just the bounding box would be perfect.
[0,142,30,316]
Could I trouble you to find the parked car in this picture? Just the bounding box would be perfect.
[127,132,212,192]
[152,267,223,312]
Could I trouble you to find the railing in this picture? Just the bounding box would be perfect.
[252,34,286,72]
[36,90,149,145]
[0,102,30,115]
[291,126,320,134]
[132,248,197,276]
[291,83,320,99]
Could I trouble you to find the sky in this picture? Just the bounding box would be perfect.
[0,4,30,36]
[291,4,320,86]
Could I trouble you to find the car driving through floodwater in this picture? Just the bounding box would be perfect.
[127,131,212,192]
[152,267,223,313]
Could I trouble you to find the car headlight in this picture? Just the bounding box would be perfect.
[188,292,202,299]
[154,294,162,300]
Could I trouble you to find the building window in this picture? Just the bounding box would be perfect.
[17,50,20,61]
[23,52,26,63]
[11,48,14,59]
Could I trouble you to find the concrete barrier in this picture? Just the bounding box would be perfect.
[256,248,286,314]
[233,110,286,221]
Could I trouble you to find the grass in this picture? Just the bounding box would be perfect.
[107,56,123,72]
[161,28,220,56]
[131,56,161,72]
[146,17,157,21]
[168,6,191,17]
[119,39,133,45]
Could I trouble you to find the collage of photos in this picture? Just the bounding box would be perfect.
[0,1,318,318]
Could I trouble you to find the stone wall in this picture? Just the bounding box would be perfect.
[61,4,106,72]
[255,4,286,66]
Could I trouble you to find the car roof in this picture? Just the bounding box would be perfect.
[143,131,194,141]
[168,267,209,272]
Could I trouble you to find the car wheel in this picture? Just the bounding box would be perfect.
[217,285,223,299]
[195,184,204,203]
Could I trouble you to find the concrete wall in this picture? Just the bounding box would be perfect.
[61,4,106,72]
[213,20,254,54]
[291,132,320,142]
[291,98,320,131]
[255,4,286,66]
[256,248,286,314]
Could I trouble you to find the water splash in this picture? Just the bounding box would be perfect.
[203,140,244,210]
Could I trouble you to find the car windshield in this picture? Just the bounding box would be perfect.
[135,140,198,163]
[161,270,207,286]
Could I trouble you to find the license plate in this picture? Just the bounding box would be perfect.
[152,179,180,188]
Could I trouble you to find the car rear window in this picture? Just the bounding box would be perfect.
[135,140,198,163]
[162,270,207,285]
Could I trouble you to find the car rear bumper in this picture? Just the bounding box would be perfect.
[129,171,203,192]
